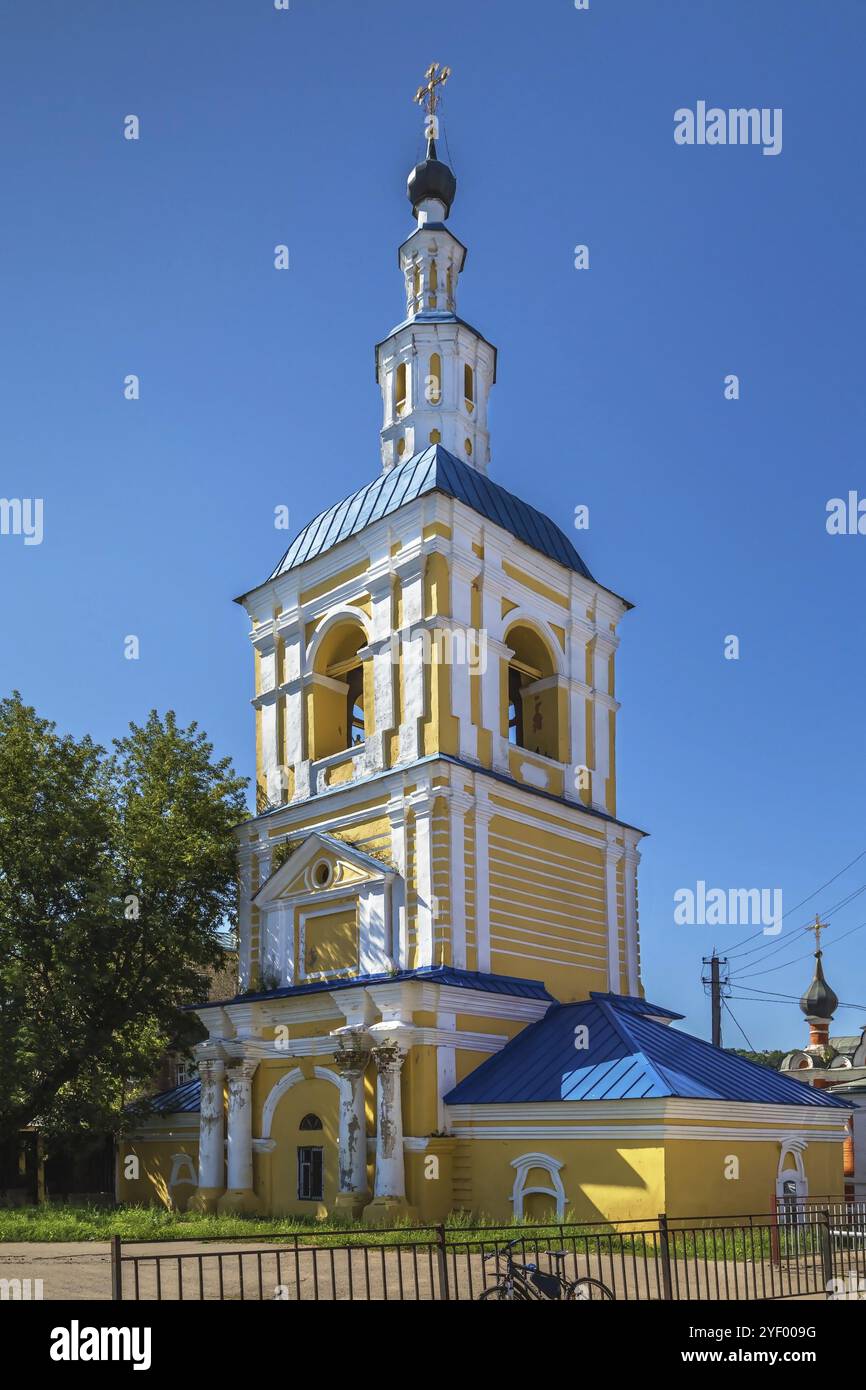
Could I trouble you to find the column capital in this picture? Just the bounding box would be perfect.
[334,1034,371,1077]
[227,1058,258,1085]
[193,1042,227,1068]
[370,1040,408,1075]
[196,1057,226,1081]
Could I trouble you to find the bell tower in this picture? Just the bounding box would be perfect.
[377,63,496,474]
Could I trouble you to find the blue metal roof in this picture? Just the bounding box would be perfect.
[201,965,553,1011]
[141,1079,201,1114]
[262,445,597,586]
[444,995,853,1109]
[589,991,684,1022]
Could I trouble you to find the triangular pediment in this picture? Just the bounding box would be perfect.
[253,831,395,908]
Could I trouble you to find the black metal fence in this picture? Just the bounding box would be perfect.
[110,1200,866,1301]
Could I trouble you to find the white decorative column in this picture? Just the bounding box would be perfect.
[566,615,592,804]
[188,1054,226,1212]
[408,787,435,968]
[364,565,396,775]
[395,553,426,764]
[477,559,511,773]
[333,1042,371,1220]
[276,605,310,802]
[387,794,409,970]
[591,631,619,813]
[218,1060,260,1214]
[450,553,479,761]
[252,619,281,805]
[474,792,494,973]
[605,833,624,996]
[363,1042,416,1223]
[623,843,641,996]
[448,789,473,969]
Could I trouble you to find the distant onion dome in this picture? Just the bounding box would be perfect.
[799,950,839,1020]
[407,137,457,220]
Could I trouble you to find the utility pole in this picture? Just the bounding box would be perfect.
[702,951,729,1047]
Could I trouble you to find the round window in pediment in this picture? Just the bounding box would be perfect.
[311,859,333,890]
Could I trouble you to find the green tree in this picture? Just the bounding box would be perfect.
[0,695,246,1144]
[727,1049,787,1070]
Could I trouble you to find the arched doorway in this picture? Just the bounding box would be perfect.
[264,1069,341,1217]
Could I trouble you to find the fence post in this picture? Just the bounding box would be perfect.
[110,1234,123,1301]
[435,1224,450,1302]
[819,1211,833,1292]
[658,1213,673,1301]
[769,1192,780,1267]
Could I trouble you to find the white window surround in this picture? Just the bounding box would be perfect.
[306,857,341,892]
[260,1065,346,1141]
[510,1152,567,1220]
[776,1138,808,1206]
[299,899,361,983]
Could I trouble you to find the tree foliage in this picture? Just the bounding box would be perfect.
[0,694,246,1145]
[727,1049,787,1070]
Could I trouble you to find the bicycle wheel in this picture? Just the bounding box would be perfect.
[566,1277,615,1301]
[477,1283,530,1301]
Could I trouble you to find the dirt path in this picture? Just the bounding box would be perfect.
[0,1242,112,1301]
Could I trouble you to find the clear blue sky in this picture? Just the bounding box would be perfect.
[2,0,864,1048]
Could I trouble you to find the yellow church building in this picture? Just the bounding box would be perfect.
[119,71,849,1226]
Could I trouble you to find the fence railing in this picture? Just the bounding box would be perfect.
[110,1200,866,1301]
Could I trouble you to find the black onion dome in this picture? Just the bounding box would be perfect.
[407,137,457,218]
[800,951,839,1019]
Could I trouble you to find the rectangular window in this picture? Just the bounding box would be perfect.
[297,1146,324,1202]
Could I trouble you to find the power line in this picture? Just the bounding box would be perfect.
[722,846,866,956]
[722,998,756,1051]
[736,913,866,980]
[727,881,866,966]
[732,982,866,1013]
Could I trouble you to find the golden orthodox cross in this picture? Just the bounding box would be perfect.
[414,62,451,118]
[807,914,828,952]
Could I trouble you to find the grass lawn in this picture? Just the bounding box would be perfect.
[0,1204,522,1244]
[0,1205,805,1262]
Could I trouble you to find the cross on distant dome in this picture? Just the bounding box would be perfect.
[414,62,451,120]
[807,914,828,953]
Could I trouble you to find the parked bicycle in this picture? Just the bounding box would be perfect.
[477,1239,615,1301]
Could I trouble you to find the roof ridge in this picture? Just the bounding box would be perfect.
[595,996,677,1095]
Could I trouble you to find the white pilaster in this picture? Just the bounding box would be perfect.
[474,790,494,973]
[605,834,624,996]
[395,555,426,763]
[450,553,480,761]
[365,570,396,774]
[448,789,473,969]
[623,844,641,995]
[408,786,435,969]
[387,794,409,970]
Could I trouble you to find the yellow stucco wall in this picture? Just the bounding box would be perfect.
[117,1133,200,1210]
[457,1136,666,1224]
[663,1136,844,1219]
